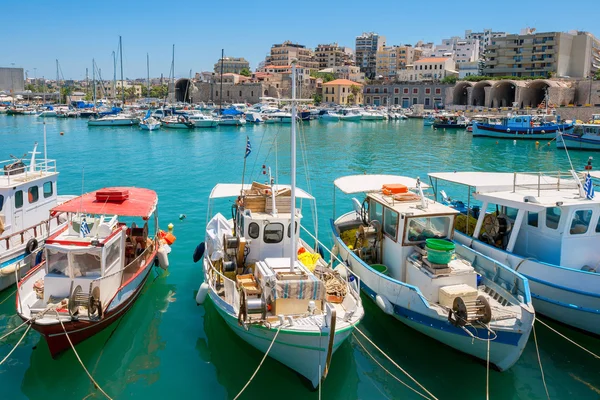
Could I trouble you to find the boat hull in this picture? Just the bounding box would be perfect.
[472,123,573,139]
[339,115,362,122]
[218,119,246,126]
[433,123,467,129]
[556,132,600,150]
[192,120,219,128]
[88,118,139,126]
[140,122,161,131]
[162,122,193,129]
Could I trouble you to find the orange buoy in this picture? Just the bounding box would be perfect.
[60,132,64,135]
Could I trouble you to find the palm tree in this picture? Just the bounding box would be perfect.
[350,85,361,105]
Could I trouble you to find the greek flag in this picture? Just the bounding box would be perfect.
[80,218,90,238]
[584,172,595,200]
[245,137,252,158]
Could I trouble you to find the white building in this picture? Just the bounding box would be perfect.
[465,29,507,56]
[355,32,386,79]
[432,37,480,67]
[397,57,457,82]
[458,61,479,79]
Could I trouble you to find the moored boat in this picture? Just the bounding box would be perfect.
[139,116,161,131]
[433,114,469,129]
[88,113,138,126]
[161,115,194,129]
[556,123,600,150]
[472,114,573,139]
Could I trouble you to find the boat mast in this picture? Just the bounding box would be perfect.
[290,60,297,272]
[92,59,97,108]
[219,49,224,113]
[171,44,175,103]
[112,51,116,102]
[56,59,59,103]
[119,36,124,106]
[146,53,150,104]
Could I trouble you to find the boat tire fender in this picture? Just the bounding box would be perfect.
[375,294,393,315]
[193,242,205,263]
[26,238,38,254]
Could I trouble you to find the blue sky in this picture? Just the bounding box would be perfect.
[2,0,597,80]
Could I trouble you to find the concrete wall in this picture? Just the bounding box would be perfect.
[0,67,24,92]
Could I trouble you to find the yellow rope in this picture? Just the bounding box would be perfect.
[0,323,31,365]
[352,332,433,399]
[355,327,438,400]
[533,323,551,399]
[55,311,113,400]
[536,318,600,359]
[233,325,282,400]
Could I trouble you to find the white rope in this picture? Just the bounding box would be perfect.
[0,318,31,341]
[355,327,438,400]
[55,311,113,400]
[233,325,283,400]
[536,318,599,360]
[0,323,31,365]
[486,329,490,400]
[352,332,433,400]
[533,323,551,399]
[0,289,16,305]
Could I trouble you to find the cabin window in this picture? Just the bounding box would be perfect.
[570,210,593,235]
[596,216,600,233]
[383,207,399,240]
[15,190,23,209]
[504,207,519,220]
[47,249,69,276]
[405,215,452,243]
[369,200,383,226]
[105,241,121,271]
[248,222,260,239]
[0,195,3,211]
[28,186,39,203]
[527,212,538,227]
[264,223,284,243]
[545,207,561,229]
[43,182,53,198]
[287,221,298,238]
[72,252,102,277]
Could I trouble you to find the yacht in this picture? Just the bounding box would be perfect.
[187,111,219,128]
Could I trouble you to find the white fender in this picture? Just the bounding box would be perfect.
[157,245,169,270]
[331,244,339,257]
[196,282,209,305]
[375,294,393,315]
[0,264,17,276]
[333,263,348,279]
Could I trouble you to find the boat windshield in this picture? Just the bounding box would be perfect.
[404,215,453,244]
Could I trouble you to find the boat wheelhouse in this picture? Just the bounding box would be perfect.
[433,114,469,129]
[16,187,171,356]
[331,175,534,370]
[472,114,573,139]
[429,170,600,334]
[557,123,600,150]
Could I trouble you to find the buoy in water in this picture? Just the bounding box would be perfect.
[60,132,64,136]
[193,242,205,263]
[157,245,170,269]
[196,282,209,305]
[536,141,540,145]
[179,214,186,221]
[168,223,174,232]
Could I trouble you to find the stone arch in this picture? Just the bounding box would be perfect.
[452,82,472,105]
[490,80,517,108]
[471,81,492,107]
[175,78,191,103]
[264,89,269,96]
[522,80,551,108]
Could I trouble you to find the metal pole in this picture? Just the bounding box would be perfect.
[290,61,297,272]
[119,36,124,105]
[112,51,116,100]
[219,49,224,112]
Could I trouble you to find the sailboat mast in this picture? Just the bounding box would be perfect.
[219,49,224,113]
[56,59,59,103]
[171,44,175,103]
[92,59,96,107]
[119,36,124,105]
[112,51,116,101]
[147,53,150,103]
[290,61,297,272]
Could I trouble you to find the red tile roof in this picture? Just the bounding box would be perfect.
[322,79,363,86]
[415,57,450,63]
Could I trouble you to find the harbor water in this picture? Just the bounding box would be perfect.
[1,115,599,399]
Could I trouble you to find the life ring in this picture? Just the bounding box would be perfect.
[26,238,38,254]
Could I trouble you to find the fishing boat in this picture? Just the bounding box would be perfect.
[139,116,161,131]
[161,115,194,129]
[472,114,573,139]
[195,63,364,388]
[331,175,534,370]
[37,107,57,118]
[423,115,435,126]
[429,167,600,335]
[16,187,172,357]
[556,123,600,150]
[433,114,469,129]
[0,143,71,291]
[261,110,292,123]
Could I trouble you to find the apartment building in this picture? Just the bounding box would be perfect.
[355,32,386,79]
[432,37,480,67]
[483,30,600,78]
[375,46,399,79]
[315,43,354,69]
[265,41,318,70]
[465,29,507,56]
[397,57,457,82]
[213,57,250,74]
[363,82,451,108]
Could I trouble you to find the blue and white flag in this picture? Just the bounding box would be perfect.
[80,218,90,237]
[245,137,252,158]
[584,172,595,200]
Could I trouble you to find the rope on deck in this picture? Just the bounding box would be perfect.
[536,318,600,360]
[233,325,283,400]
[533,323,551,399]
[55,310,113,400]
[0,323,31,365]
[354,327,438,400]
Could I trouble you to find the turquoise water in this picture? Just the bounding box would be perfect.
[1,115,599,399]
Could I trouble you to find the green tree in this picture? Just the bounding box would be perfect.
[84,91,93,101]
[150,84,168,98]
[25,83,36,92]
[240,68,251,77]
[125,86,138,100]
[310,70,335,83]
[441,75,457,84]
[594,70,600,80]
[60,87,72,103]
[312,93,322,105]
[347,94,355,104]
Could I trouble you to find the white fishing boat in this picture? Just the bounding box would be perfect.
[161,115,194,129]
[318,110,341,122]
[429,168,600,335]
[261,110,292,123]
[331,175,534,370]
[37,108,58,118]
[360,109,385,120]
[0,143,71,291]
[339,109,362,122]
[195,63,364,388]
[88,113,139,126]
[218,115,246,126]
[139,116,161,131]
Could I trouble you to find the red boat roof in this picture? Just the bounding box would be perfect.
[52,187,158,218]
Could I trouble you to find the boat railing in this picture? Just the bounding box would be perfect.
[205,256,239,313]
[0,214,63,252]
[0,158,57,186]
[512,171,580,196]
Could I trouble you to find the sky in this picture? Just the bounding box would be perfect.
[1,0,598,80]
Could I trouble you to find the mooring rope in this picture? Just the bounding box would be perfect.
[0,323,31,365]
[0,289,16,306]
[352,332,433,400]
[354,327,438,400]
[486,329,490,400]
[533,323,551,399]
[233,325,283,400]
[0,319,30,341]
[55,311,113,400]
[536,318,599,360]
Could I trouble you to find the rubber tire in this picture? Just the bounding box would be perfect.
[26,238,38,254]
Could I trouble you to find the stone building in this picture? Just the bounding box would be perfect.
[315,43,353,69]
[265,41,318,70]
[0,67,24,92]
[213,57,250,74]
[355,32,386,79]
[363,82,452,108]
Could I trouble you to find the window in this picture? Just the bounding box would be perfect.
[0,194,3,212]
[215,90,218,96]
[72,252,102,277]
[412,98,418,105]
[405,216,452,243]
[264,223,284,243]
[251,91,254,97]
[28,186,39,203]
[15,190,23,209]
[227,91,230,96]
[332,88,335,94]
[43,182,53,198]
[425,98,430,106]
[248,222,260,239]
[374,88,378,93]
[413,88,418,94]
[403,88,409,94]
[383,207,399,240]
[570,210,593,235]
[596,216,600,233]
[528,212,538,227]
[343,87,346,93]
[435,88,441,94]
[425,88,431,94]
[287,221,298,238]
[239,91,242,96]
[47,249,69,276]
[325,96,329,102]
[105,241,121,270]
[366,88,371,93]
[394,88,399,94]
[369,200,383,226]
[546,207,561,229]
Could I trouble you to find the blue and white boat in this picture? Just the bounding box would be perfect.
[429,170,600,335]
[331,175,534,370]
[557,123,600,150]
[472,114,573,139]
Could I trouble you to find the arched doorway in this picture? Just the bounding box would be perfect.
[175,79,192,103]
[525,80,550,108]
[491,81,516,108]
[452,82,472,106]
[471,81,491,106]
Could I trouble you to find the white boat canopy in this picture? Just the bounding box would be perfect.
[209,183,314,200]
[334,175,427,194]
[429,171,578,193]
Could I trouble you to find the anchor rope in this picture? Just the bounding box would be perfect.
[533,323,551,399]
[536,318,600,359]
[233,325,283,400]
[0,323,31,365]
[354,327,438,400]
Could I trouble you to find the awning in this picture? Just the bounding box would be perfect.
[334,175,427,194]
[52,187,158,218]
[209,184,314,200]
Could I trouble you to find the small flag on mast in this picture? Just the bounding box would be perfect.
[245,137,252,158]
[584,172,595,200]
[80,217,90,238]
